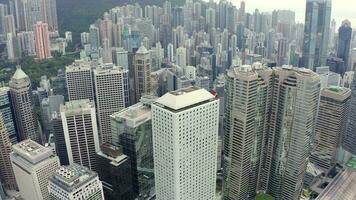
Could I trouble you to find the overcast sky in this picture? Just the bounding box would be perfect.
[225,0,356,29]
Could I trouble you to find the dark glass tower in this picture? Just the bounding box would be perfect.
[337,19,352,72]
[344,72,356,155]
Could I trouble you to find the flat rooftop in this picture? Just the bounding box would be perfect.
[60,99,94,115]
[50,164,97,191]
[155,86,215,110]
[12,139,53,164]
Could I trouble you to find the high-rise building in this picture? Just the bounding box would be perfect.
[0,87,18,144]
[223,64,272,200]
[96,143,135,200]
[49,111,69,165]
[48,164,104,200]
[152,87,219,200]
[3,15,16,36]
[114,47,129,70]
[310,87,351,171]
[111,95,157,196]
[176,46,186,68]
[133,45,151,103]
[10,139,60,200]
[0,115,17,191]
[60,99,100,171]
[344,72,356,155]
[65,60,94,101]
[34,21,51,59]
[9,66,40,143]
[94,65,129,144]
[277,38,288,66]
[42,0,58,31]
[89,24,100,50]
[337,19,352,72]
[302,0,331,70]
[267,67,320,200]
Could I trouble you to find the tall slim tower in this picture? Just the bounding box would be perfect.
[310,87,351,171]
[42,0,58,31]
[9,66,40,143]
[344,72,356,155]
[337,19,352,73]
[10,139,60,200]
[34,21,51,60]
[302,0,331,70]
[133,45,151,103]
[0,115,17,191]
[152,87,219,200]
[60,99,100,171]
[65,60,94,101]
[94,65,129,144]
[223,64,272,200]
[0,87,18,144]
[267,67,320,200]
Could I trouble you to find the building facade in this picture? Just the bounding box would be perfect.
[10,139,60,200]
[133,45,151,103]
[0,87,18,144]
[152,87,219,200]
[34,21,51,59]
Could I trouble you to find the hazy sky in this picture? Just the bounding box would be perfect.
[225,0,356,28]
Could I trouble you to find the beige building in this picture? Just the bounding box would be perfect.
[133,45,151,103]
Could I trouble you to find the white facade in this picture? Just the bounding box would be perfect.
[152,87,219,200]
[60,99,100,171]
[48,164,104,200]
[10,140,60,200]
[94,65,128,144]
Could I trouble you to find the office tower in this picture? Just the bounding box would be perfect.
[337,19,352,71]
[65,60,94,101]
[60,99,100,171]
[111,95,157,196]
[152,87,219,200]
[3,15,16,36]
[49,112,69,165]
[0,87,18,144]
[34,21,51,59]
[315,162,356,200]
[41,95,63,137]
[96,143,135,200]
[89,24,100,50]
[114,47,129,69]
[302,0,332,70]
[326,56,345,76]
[42,0,58,31]
[0,115,17,191]
[102,38,112,63]
[310,87,351,171]
[167,43,174,63]
[176,46,186,68]
[277,38,288,66]
[133,45,151,103]
[238,1,245,23]
[48,164,104,200]
[344,72,356,155]
[94,65,129,144]
[267,67,320,200]
[10,139,60,200]
[223,64,272,200]
[9,66,40,143]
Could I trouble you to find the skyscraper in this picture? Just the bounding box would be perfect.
[223,64,272,200]
[310,87,351,171]
[9,66,40,143]
[302,0,332,70]
[277,38,288,66]
[94,65,129,144]
[344,72,356,155]
[34,21,51,59]
[48,164,104,200]
[110,95,157,196]
[267,67,320,200]
[0,115,17,191]
[96,143,135,200]
[42,0,58,31]
[133,45,151,103]
[3,15,16,36]
[60,99,100,171]
[65,60,94,101]
[10,139,60,200]
[337,19,352,72]
[0,87,18,144]
[152,87,219,200]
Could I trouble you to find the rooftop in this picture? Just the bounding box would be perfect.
[12,139,53,164]
[12,66,28,80]
[60,99,94,115]
[50,164,97,191]
[155,86,215,110]
[346,156,356,170]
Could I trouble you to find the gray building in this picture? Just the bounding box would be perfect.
[0,87,18,144]
[302,0,331,70]
[48,164,104,200]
